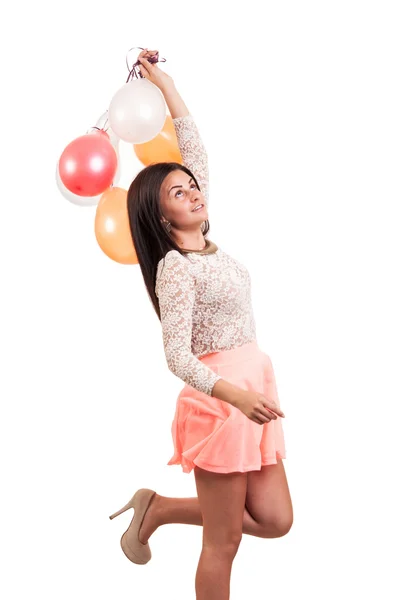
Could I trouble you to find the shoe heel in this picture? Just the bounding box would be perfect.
[109,495,136,520]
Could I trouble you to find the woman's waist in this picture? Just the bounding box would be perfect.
[194,338,261,367]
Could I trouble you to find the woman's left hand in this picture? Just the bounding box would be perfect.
[137,48,174,91]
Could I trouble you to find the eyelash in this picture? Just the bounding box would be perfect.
[176,183,197,197]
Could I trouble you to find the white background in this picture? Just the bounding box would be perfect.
[1,1,397,598]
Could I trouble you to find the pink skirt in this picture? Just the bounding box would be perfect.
[167,340,286,474]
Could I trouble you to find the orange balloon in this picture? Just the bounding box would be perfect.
[133,114,182,165]
[94,187,138,265]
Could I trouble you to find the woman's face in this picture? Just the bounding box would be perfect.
[159,169,207,229]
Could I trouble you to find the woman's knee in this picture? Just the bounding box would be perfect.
[261,513,293,538]
[275,513,293,537]
[202,532,243,558]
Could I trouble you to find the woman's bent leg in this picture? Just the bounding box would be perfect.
[138,460,292,543]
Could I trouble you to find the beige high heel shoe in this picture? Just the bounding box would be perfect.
[109,488,157,565]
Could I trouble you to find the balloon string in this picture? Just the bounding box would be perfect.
[125,46,166,83]
[87,121,109,135]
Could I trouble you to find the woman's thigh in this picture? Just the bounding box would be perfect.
[194,466,248,547]
[245,459,293,534]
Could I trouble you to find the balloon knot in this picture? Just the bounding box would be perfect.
[125,47,166,83]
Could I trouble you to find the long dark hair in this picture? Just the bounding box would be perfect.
[127,162,210,321]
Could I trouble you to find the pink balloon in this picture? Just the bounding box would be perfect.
[59,131,117,197]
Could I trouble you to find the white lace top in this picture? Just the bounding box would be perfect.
[155,114,257,396]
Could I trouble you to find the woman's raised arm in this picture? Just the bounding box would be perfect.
[138,51,210,205]
[161,81,209,206]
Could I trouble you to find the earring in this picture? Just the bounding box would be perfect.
[163,220,171,232]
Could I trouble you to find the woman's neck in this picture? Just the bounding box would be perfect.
[171,231,207,251]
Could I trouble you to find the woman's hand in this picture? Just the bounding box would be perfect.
[235,390,285,425]
[137,48,174,91]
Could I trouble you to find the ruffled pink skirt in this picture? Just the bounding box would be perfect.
[167,340,286,474]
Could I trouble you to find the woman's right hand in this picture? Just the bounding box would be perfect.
[235,390,285,424]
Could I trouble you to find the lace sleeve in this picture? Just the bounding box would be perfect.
[155,252,222,396]
[173,114,210,206]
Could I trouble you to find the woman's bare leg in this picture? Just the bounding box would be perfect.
[193,466,247,600]
[138,459,293,543]
[139,494,270,541]
[245,459,293,536]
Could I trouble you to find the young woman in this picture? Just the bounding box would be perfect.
[109,49,293,600]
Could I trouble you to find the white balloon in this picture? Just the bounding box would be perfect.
[108,78,166,143]
[93,110,120,147]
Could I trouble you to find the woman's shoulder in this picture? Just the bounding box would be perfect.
[155,250,196,297]
[156,249,192,278]
[157,249,184,268]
